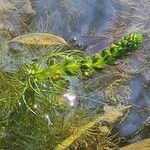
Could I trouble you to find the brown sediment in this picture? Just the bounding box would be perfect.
[119,138,150,150]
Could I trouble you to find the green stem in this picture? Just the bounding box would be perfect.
[32,33,144,79]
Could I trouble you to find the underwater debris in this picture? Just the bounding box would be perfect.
[56,105,127,150]
[119,138,150,150]
[104,78,132,103]
[8,33,67,47]
[7,33,67,52]
[7,32,88,54]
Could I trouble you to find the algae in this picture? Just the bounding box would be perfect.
[0,0,150,149]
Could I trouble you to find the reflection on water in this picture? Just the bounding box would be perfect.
[0,0,150,139]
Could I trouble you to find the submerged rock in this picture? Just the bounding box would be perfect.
[0,0,34,37]
[8,33,67,46]
[8,33,67,51]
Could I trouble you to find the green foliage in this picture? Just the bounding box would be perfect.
[0,70,24,122]
[0,33,143,149]
[27,33,143,80]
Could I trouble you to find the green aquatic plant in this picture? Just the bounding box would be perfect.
[0,70,24,122]
[19,32,143,130]
[27,33,143,80]
[0,33,144,150]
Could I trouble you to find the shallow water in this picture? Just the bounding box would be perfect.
[0,0,150,148]
[32,0,150,138]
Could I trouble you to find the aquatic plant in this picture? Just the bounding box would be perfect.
[56,105,127,150]
[0,69,24,120]
[27,33,143,79]
[0,32,144,150]
[0,0,149,149]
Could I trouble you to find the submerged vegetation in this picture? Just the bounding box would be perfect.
[25,33,143,79]
[0,0,150,149]
[0,32,144,149]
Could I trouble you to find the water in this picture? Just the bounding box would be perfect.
[30,0,150,138]
[0,0,150,148]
